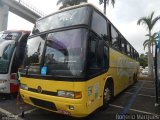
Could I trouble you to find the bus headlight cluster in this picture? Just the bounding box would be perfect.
[57,90,82,99]
[20,84,28,90]
[0,80,7,84]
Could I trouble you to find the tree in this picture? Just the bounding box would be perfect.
[57,0,87,9]
[144,33,158,54]
[99,0,115,15]
[137,12,160,77]
[139,54,148,68]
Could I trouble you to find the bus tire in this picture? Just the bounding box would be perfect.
[102,81,113,109]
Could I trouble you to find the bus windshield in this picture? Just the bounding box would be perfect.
[33,6,91,33]
[0,40,15,74]
[24,28,88,77]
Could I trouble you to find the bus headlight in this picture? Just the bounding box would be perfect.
[0,80,7,84]
[57,90,82,99]
[20,84,28,90]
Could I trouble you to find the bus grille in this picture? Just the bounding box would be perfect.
[30,97,57,111]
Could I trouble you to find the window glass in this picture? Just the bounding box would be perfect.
[0,41,15,74]
[135,52,138,60]
[111,26,119,50]
[121,37,126,54]
[87,33,108,76]
[88,34,97,68]
[103,46,109,69]
[44,29,87,77]
[22,29,88,77]
[130,47,134,58]
[91,11,109,43]
[127,43,130,56]
[26,37,45,64]
[136,52,139,60]
[133,50,136,59]
[22,36,45,74]
[34,6,90,33]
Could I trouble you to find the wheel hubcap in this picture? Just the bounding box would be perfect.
[104,88,111,102]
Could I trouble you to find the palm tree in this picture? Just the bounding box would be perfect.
[57,0,87,10]
[99,0,115,15]
[137,12,160,76]
[144,33,158,54]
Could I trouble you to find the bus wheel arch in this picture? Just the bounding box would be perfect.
[102,77,114,109]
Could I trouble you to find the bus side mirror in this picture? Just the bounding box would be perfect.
[97,40,104,66]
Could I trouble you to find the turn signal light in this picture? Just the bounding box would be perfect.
[74,92,82,99]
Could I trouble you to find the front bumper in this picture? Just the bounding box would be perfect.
[20,89,88,117]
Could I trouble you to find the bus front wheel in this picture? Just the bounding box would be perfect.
[102,82,112,109]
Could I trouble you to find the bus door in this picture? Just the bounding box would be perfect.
[10,32,30,93]
[86,33,109,112]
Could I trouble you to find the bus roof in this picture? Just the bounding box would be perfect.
[37,3,102,21]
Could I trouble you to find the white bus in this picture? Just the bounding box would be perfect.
[0,30,30,94]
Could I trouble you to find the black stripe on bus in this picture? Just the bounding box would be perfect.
[28,88,57,96]
[21,69,108,82]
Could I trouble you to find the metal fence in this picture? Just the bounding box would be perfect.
[14,0,46,17]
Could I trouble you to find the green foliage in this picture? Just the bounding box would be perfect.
[137,12,160,31]
[137,11,160,76]
[99,0,115,7]
[99,0,115,14]
[143,32,158,50]
[139,54,148,68]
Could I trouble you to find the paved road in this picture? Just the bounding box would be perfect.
[0,80,160,120]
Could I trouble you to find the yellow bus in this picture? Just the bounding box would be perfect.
[20,4,139,117]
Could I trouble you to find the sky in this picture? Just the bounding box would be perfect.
[7,0,160,54]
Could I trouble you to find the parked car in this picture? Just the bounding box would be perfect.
[142,69,148,75]
[139,66,144,73]
[145,66,148,69]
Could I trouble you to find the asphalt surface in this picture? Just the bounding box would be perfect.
[0,80,160,120]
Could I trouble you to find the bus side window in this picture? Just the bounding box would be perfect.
[103,46,109,70]
[3,45,12,60]
[91,11,109,44]
[127,43,131,56]
[134,50,136,60]
[120,36,126,54]
[131,47,134,58]
[88,34,98,68]
[111,26,119,50]
[136,52,139,61]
